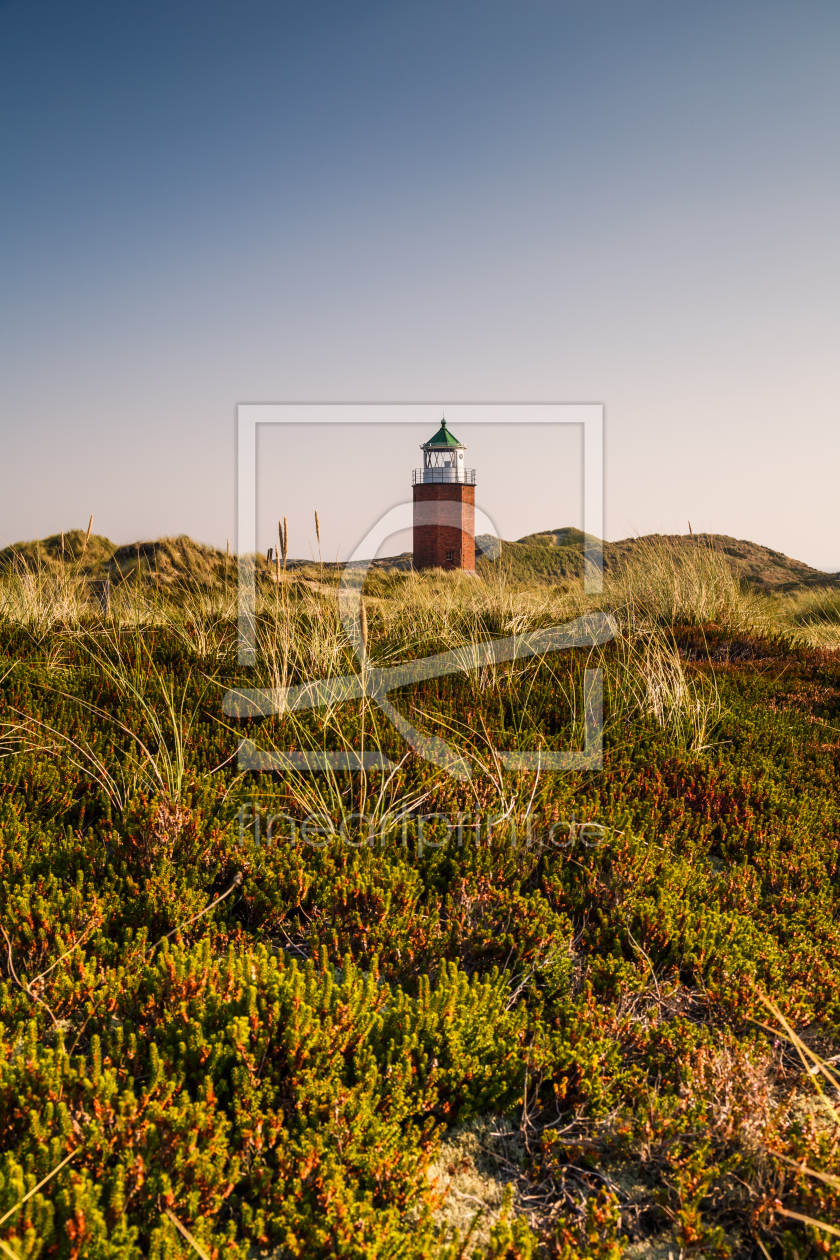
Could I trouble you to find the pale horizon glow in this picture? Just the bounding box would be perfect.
[247,405,591,563]
[1,2,839,569]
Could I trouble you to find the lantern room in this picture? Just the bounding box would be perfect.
[412,418,475,485]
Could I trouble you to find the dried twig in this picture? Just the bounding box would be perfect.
[29,915,100,988]
[163,1208,211,1260]
[0,1149,79,1228]
[775,1206,840,1238]
[1,923,61,1030]
[143,872,243,960]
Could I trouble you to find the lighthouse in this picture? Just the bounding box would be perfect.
[412,418,476,571]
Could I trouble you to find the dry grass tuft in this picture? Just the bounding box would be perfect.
[426,1116,524,1249]
[606,534,767,634]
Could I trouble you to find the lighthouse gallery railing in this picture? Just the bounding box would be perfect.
[412,467,476,485]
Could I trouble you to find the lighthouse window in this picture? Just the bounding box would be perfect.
[445,550,454,562]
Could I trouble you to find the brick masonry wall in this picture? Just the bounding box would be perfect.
[412,483,476,571]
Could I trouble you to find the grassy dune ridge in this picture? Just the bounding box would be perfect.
[1,533,840,1257]
[3,524,835,590]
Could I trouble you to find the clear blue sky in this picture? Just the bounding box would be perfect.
[1,1,838,565]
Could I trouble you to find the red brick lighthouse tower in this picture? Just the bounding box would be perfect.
[412,418,476,571]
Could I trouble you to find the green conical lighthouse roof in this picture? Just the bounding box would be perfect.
[421,417,465,450]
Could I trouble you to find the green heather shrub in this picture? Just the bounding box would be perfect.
[1,566,840,1256]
